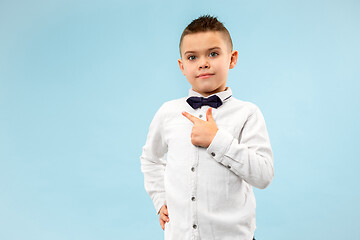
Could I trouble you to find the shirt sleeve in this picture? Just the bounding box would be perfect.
[206,107,274,189]
[140,104,168,214]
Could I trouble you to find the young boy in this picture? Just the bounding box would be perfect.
[140,15,274,240]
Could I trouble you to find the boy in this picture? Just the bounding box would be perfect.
[140,15,274,240]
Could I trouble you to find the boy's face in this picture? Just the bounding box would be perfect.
[178,31,238,97]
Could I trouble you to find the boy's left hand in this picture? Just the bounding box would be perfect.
[182,107,218,148]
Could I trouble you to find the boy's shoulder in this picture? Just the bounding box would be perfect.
[229,96,260,114]
[152,97,187,119]
[157,97,188,112]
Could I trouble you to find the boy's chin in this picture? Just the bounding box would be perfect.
[196,84,215,91]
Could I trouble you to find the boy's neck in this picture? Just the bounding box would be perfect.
[192,86,228,97]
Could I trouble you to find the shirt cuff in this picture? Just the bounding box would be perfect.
[206,129,234,163]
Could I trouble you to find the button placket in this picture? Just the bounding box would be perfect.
[190,144,199,238]
[198,106,205,120]
[190,108,201,238]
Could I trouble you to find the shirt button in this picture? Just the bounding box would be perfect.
[227,165,231,169]
[193,224,197,229]
[199,114,203,118]
[211,152,216,157]
[191,196,196,201]
[191,167,195,172]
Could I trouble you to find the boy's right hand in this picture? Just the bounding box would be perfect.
[159,204,169,230]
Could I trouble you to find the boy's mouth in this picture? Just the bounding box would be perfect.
[197,73,215,79]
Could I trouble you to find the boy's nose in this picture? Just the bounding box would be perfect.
[199,60,210,69]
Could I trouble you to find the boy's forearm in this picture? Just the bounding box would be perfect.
[140,103,168,213]
[206,109,274,189]
[141,153,167,213]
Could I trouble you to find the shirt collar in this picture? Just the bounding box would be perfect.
[187,87,233,104]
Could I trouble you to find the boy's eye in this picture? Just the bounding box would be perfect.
[209,52,218,57]
[188,55,196,60]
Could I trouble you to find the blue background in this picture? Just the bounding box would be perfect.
[1,0,359,239]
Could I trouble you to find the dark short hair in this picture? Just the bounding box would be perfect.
[179,15,233,56]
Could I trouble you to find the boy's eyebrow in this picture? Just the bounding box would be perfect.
[184,47,222,55]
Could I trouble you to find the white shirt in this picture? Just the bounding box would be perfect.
[140,87,274,240]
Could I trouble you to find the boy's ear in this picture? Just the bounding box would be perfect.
[178,58,186,75]
[229,50,238,69]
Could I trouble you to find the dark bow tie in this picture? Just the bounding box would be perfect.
[186,95,223,109]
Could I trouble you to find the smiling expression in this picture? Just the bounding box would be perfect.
[178,31,238,97]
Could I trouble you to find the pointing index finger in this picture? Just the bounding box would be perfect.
[182,111,199,123]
